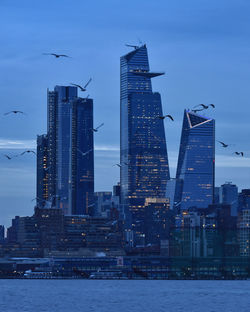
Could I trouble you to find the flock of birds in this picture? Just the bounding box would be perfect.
[2,52,244,165]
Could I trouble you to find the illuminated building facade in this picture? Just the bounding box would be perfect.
[120,45,170,244]
[36,134,49,207]
[47,86,78,213]
[69,98,94,215]
[174,110,215,211]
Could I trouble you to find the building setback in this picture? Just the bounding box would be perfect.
[174,109,215,211]
[120,45,170,245]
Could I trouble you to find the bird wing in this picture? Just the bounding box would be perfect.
[217,141,224,145]
[95,123,104,130]
[210,104,215,108]
[84,78,92,89]
[59,54,70,57]
[70,83,81,88]
[193,104,203,108]
[77,148,83,155]
[166,115,174,121]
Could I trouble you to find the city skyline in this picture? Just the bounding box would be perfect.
[1,0,250,227]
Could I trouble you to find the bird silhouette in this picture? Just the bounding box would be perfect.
[4,110,25,116]
[233,152,244,157]
[217,141,229,148]
[91,123,104,132]
[77,148,93,157]
[70,78,92,92]
[113,163,122,168]
[194,104,215,109]
[43,53,70,58]
[156,114,174,121]
[3,154,12,160]
[20,150,37,156]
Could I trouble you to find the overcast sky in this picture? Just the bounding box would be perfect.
[1,0,250,227]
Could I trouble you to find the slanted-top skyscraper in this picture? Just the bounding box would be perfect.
[120,45,170,244]
[174,109,215,211]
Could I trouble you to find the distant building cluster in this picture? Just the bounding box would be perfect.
[0,45,250,268]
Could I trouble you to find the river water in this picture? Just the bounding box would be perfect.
[0,280,249,312]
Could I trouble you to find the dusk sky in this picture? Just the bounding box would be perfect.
[1,0,250,226]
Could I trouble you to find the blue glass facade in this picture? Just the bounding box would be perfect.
[36,134,48,207]
[120,45,170,243]
[47,86,78,213]
[174,110,215,210]
[69,98,94,215]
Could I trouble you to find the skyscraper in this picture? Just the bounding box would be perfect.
[174,109,215,211]
[69,97,94,215]
[36,134,49,207]
[47,86,78,213]
[219,182,238,216]
[120,45,170,244]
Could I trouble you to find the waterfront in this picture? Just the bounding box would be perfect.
[0,280,249,312]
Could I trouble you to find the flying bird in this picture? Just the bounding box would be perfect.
[233,152,244,157]
[20,150,37,156]
[156,115,174,121]
[3,154,12,160]
[91,123,104,132]
[4,110,25,116]
[217,141,229,148]
[70,78,92,92]
[113,163,122,168]
[43,53,70,58]
[194,104,215,109]
[77,148,93,157]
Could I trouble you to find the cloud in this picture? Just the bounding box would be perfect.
[0,138,36,149]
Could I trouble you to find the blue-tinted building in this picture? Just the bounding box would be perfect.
[0,225,4,243]
[120,45,170,244]
[69,98,94,215]
[174,109,215,211]
[47,86,78,213]
[219,182,238,216]
[36,134,49,207]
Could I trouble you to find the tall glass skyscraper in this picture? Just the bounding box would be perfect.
[120,45,170,244]
[36,134,48,207]
[47,86,78,213]
[174,109,215,211]
[69,98,94,215]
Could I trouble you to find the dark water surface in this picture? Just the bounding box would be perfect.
[0,280,249,312]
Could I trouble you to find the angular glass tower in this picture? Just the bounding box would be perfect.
[120,45,170,242]
[69,98,94,215]
[174,110,215,210]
